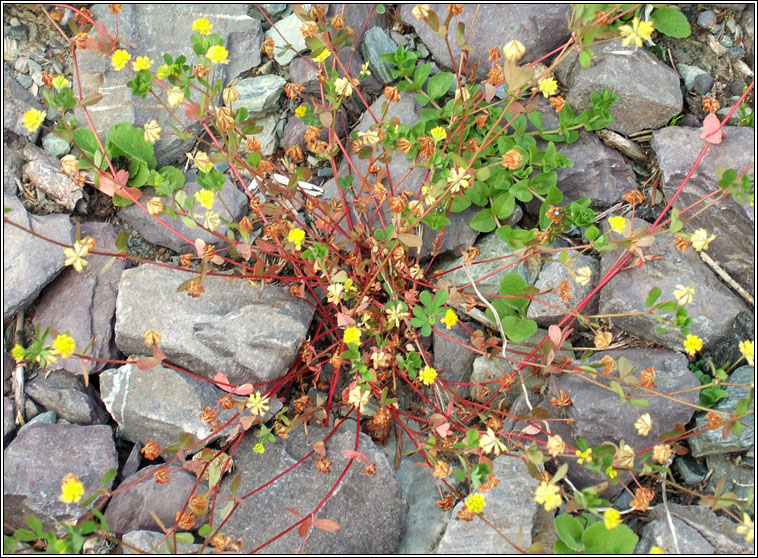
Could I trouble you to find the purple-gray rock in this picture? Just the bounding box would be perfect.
[283,106,349,149]
[652,126,754,295]
[21,143,82,211]
[400,5,571,80]
[3,396,15,446]
[4,136,24,195]
[114,265,315,385]
[677,63,714,95]
[3,193,74,321]
[433,321,478,399]
[24,371,106,424]
[120,530,205,554]
[636,512,715,554]
[75,5,262,165]
[32,222,124,377]
[3,423,117,530]
[326,4,388,50]
[104,464,209,535]
[3,70,44,142]
[555,39,682,135]
[212,422,406,553]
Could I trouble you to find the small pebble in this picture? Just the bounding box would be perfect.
[31,70,44,86]
[693,73,714,95]
[317,167,334,178]
[27,59,42,74]
[42,133,71,157]
[14,56,29,73]
[720,35,735,48]
[729,46,746,59]
[15,73,32,89]
[697,10,718,29]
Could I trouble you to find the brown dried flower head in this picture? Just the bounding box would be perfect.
[304,125,321,143]
[187,279,205,298]
[285,144,304,163]
[200,406,219,426]
[257,160,273,175]
[60,154,79,176]
[396,137,412,154]
[417,136,435,160]
[546,205,563,224]
[316,458,332,474]
[141,440,161,460]
[408,199,424,217]
[188,493,209,516]
[594,330,613,350]
[630,487,655,511]
[551,389,572,407]
[215,106,234,132]
[474,113,489,129]
[109,4,123,15]
[640,367,656,388]
[222,85,240,105]
[487,47,502,63]
[261,37,275,57]
[594,10,611,26]
[389,194,408,213]
[674,236,691,252]
[501,149,523,169]
[384,85,400,102]
[176,510,195,530]
[557,281,572,302]
[211,534,232,551]
[300,21,319,38]
[331,14,345,30]
[246,136,261,153]
[447,4,463,16]
[219,394,235,410]
[147,196,164,216]
[239,216,253,232]
[598,355,617,374]
[623,189,644,206]
[487,64,505,87]
[464,138,479,153]
[284,82,304,99]
[154,468,171,484]
[549,95,566,114]
[75,6,94,25]
[193,64,210,79]
[702,96,720,113]
[706,411,725,430]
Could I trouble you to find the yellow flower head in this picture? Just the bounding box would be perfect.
[575,266,592,287]
[312,48,331,63]
[295,105,307,118]
[288,227,305,250]
[419,365,437,386]
[253,442,265,454]
[737,513,754,543]
[132,55,154,72]
[348,384,370,413]
[22,109,45,133]
[605,466,618,480]
[683,334,703,356]
[192,17,212,35]
[246,391,271,417]
[52,334,76,359]
[538,77,559,98]
[465,492,486,514]
[739,340,754,366]
[534,481,561,511]
[576,448,593,464]
[604,508,622,530]
[441,309,458,330]
[479,427,506,455]
[111,49,131,71]
[51,75,70,91]
[334,77,353,97]
[619,17,655,48]
[168,86,186,108]
[503,39,526,62]
[691,228,716,252]
[608,215,628,233]
[673,284,695,306]
[156,64,171,80]
[64,240,90,273]
[194,189,215,210]
[206,44,230,65]
[143,119,161,143]
[11,344,25,362]
[650,546,665,554]
[635,413,653,437]
[344,326,361,345]
[429,126,447,142]
[60,473,85,504]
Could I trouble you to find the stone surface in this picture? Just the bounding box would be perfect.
[287,47,382,102]
[42,132,71,157]
[105,464,209,535]
[690,365,754,457]
[17,410,56,437]
[598,218,749,350]
[283,107,349,149]
[247,112,279,156]
[32,222,124,376]
[3,396,15,446]
[265,13,307,66]
[3,193,73,321]
[100,362,238,453]
[652,126,755,295]
[4,136,25,194]
[555,39,682,135]
[3,423,117,530]
[115,265,315,385]
[636,513,715,554]
[118,175,249,254]
[3,70,44,142]
[76,5,262,165]
[401,5,571,80]
[360,27,398,84]
[234,74,286,116]
[25,371,105,424]
[432,321,478,399]
[121,530,206,554]
[326,4,388,50]
[674,455,708,485]
[436,455,538,554]
[677,63,714,94]
[21,142,82,211]
[706,452,754,500]
[213,422,406,553]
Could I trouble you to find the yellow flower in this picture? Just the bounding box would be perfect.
[690,228,716,252]
[192,17,212,35]
[454,87,470,103]
[575,266,592,287]
[576,448,593,464]
[51,75,70,91]
[358,129,380,145]
[327,283,344,305]
[288,227,305,250]
[385,303,409,329]
[359,61,371,78]
[419,365,437,385]
[605,466,618,480]
[673,284,694,306]
[194,189,215,210]
[412,4,430,21]
[312,48,331,63]
[479,427,506,455]
[60,473,85,504]
[619,17,655,48]
[246,391,270,417]
[447,167,470,194]
[635,413,653,437]
[168,86,185,108]
[197,209,221,232]
[546,435,565,457]
[334,77,353,97]
[52,334,76,359]
[683,334,703,356]
[650,546,665,554]
[604,508,622,530]
[343,278,357,293]
[188,151,213,173]
[736,513,754,543]
[295,105,307,118]
[344,327,361,345]
[348,385,370,413]
[739,340,754,366]
[503,39,526,62]
[11,344,25,361]
[538,77,559,98]
[206,45,230,65]
[441,309,458,330]
[465,492,486,514]
[111,49,131,71]
[64,240,90,273]
[143,119,161,143]
[429,126,447,142]
[156,64,171,80]
[608,215,628,233]
[253,442,265,454]
[534,481,561,511]
[22,108,45,132]
[132,56,153,72]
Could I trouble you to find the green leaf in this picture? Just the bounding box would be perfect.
[499,272,528,296]
[198,524,213,537]
[376,4,385,14]
[555,514,586,552]
[492,192,515,220]
[651,7,691,38]
[527,111,543,130]
[630,398,650,409]
[100,468,118,487]
[469,208,497,232]
[427,72,454,99]
[645,287,661,307]
[105,122,157,170]
[657,301,677,313]
[174,532,195,545]
[413,63,432,89]
[579,48,593,68]
[73,128,100,160]
[503,316,538,343]
[585,225,599,241]
[583,521,638,553]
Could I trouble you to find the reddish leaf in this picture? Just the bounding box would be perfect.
[297,518,311,537]
[212,371,254,395]
[337,312,356,328]
[97,169,129,197]
[286,508,304,519]
[237,242,252,261]
[548,325,562,347]
[114,186,142,204]
[239,415,256,431]
[700,113,724,144]
[184,101,202,121]
[341,449,371,465]
[312,518,340,532]
[434,421,451,439]
[313,441,326,459]
[483,82,496,103]
[136,357,157,370]
[152,347,166,363]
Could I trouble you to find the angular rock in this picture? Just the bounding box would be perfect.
[555,38,682,135]
[118,176,248,254]
[283,107,349,149]
[265,13,307,66]
[100,362,238,453]
[3,396,15,446]
[652,126,754,295]
[690,365,754,457]
[234,74,286,116]
[326,4,388,50]
[212,422,406,553]
[677,63,714,94]
[433,321,478,398]
[706,452,754,500]
[3,423,117,530]
[3,70,44,142]
[3,193,73,321]
[247,112,279,156]
[636,512,715,554]
[4,136,24,195]
[400,5,571,80]
[32,222,124,376]
[436,456,538,554]
[17,410,56,437]
[674,455,708,485]
[598,218,749,350]
[121,530,205,554]
[42,133,71,158]
[76,5,262,165]
[25,371,105,424]
[115,265,314,385]
[105,464,208,535]
[360,27,398,84]
[21,143,82,211]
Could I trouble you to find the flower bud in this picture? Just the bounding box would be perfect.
[503,40,526,62]
[222,86,239,105]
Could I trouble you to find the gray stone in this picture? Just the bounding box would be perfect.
[3,70,44,142]
[21,142,83,211]
[555,39,682,135]
[636,514,715,554]
[598,218,749,350]
[433,321,478,399]
[283,107,349,149]
[32,222,124,377]
[652,126,754,295]
[3,397,15,446]
[4,136,24,195]
[122,442,142,480]
[258,4,288,17]
[75,5,262,165]
[105,464,208,535]
[436,456,538,554]
[401,5,571,80]
[3,193,73,321]
[100,362,238,453]
[326,4,388,50]
[697,10,718,30]
[25,371,105,424]
[674,455,707,485]
[42,133,71,157]
[3,423,117,530]
[5,23,28,41]
[360,27,398,84]
[121,530,205,554]
[288,47,381,101]
[18,410,57,437]
[677,64,714,94]
[265,13,307,66]
[690,365,754,457]
[706,452,754,500]
[213,422,406,553]
[234,75,286,116]
[15,73,32,89]
[248,112,279,156]
[114,265,314,385]
[118,176,248,254]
